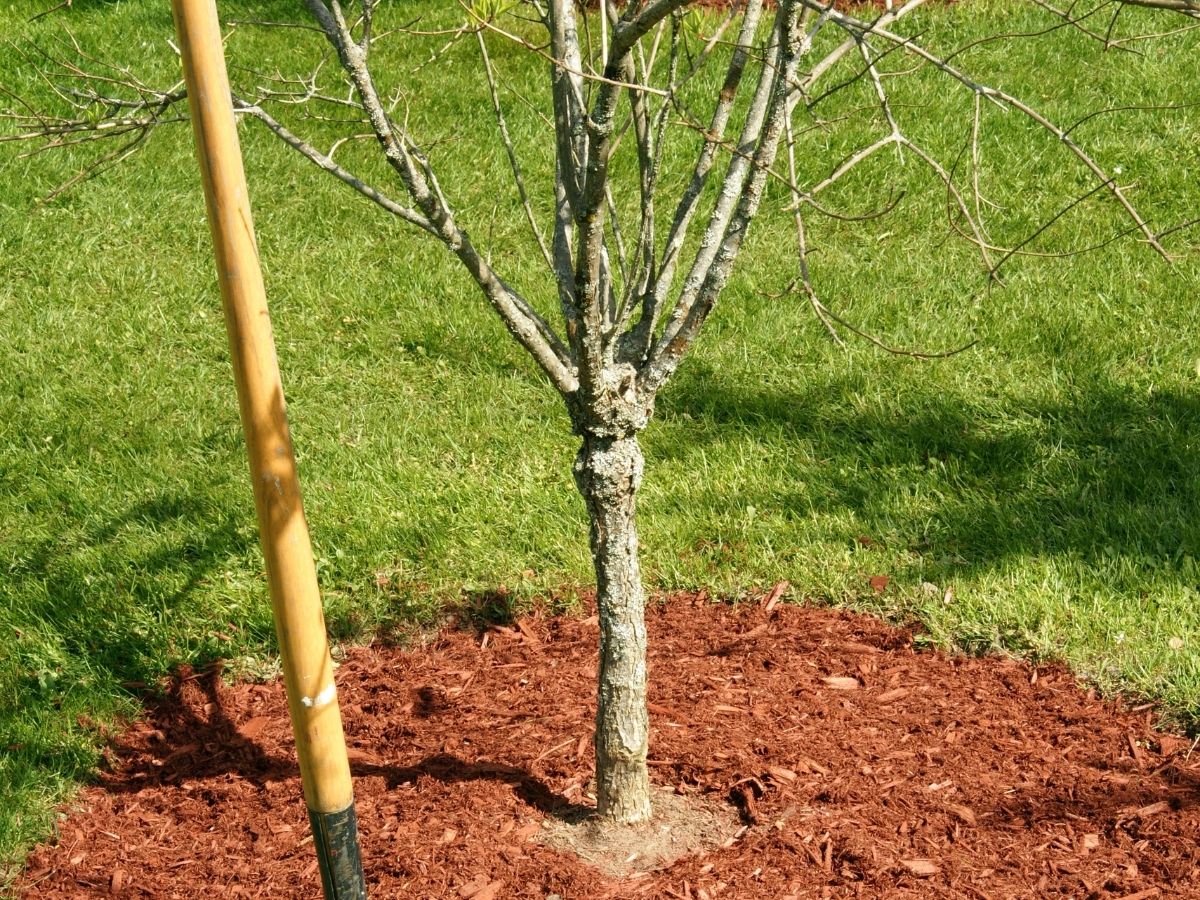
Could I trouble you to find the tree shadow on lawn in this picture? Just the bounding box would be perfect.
[0,482,261,787]
[653,366,1200,585]
[6,488,254,677]
[4,385,365,780]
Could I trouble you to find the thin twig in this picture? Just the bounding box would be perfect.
[476,29,554,272]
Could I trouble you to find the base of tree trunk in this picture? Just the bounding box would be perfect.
[535,786,742,878]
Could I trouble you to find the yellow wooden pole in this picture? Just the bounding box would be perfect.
[170,1,365,896]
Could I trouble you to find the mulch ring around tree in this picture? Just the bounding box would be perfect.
[17,594,1200,899]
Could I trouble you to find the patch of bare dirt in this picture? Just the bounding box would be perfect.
[16,594,1200,898]
[537,786,742,878]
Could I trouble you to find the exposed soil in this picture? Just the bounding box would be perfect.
[17,593,1200,898]
[537,786,742,878]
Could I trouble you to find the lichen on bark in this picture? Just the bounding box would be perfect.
[574,432,652,824]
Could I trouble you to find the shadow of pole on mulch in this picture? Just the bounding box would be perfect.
[98,663,296,788]
[100,665,588,818]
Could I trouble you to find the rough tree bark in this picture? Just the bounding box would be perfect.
[573,432,651,822]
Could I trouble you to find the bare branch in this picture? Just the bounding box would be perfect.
[468,10,670,98]
[784,112,843,346]
[8,0,1194,425]
[1025,0,1145,51]
[642,1,805,397]
[28,0,72,24]
[622,2,762,364]
[476,29,554,272]
[986,175,1119,277]
[232,98,438,236]
[610,0,693,62]
[816,4,1169,259]
[1116,0,1200,16]
[304,0,578,395]
[795,0,928,101]
[807,289,980,359]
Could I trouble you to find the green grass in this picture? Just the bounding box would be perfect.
[2,0,1199,882]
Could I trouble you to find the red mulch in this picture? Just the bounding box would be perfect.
[17,594,1200,898]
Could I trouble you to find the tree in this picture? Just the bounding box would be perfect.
[5,0,1195,827]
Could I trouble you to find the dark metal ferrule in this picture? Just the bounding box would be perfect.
[308,804,367,900]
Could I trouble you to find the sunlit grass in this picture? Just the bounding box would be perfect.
[1,0,1198,878]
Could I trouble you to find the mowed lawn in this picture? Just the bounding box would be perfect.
[2,0,1199,880]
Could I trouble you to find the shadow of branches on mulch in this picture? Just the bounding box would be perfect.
[99,665,590,820]
[24,601,1200,898]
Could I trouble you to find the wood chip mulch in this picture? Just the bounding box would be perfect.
[17,594,1200,898]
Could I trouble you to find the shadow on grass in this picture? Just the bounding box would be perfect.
[7,361,1199,813]
[654,367,1200,576]
[5,488,254,678]
[0,483,257,777]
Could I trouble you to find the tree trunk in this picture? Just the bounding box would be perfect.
[573,432,652,824]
